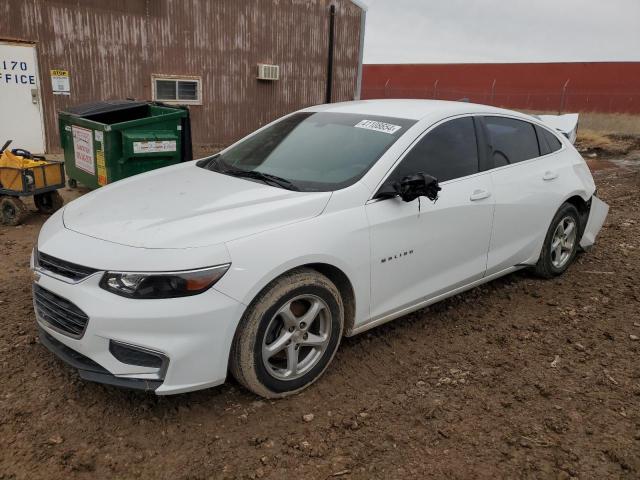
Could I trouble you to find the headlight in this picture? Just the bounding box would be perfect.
[99,264,230,299]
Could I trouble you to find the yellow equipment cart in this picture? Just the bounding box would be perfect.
[0,141,65,226]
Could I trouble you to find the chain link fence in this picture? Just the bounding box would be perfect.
[362,85,640,114]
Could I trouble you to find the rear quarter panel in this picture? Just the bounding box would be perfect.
[521,143,596,265]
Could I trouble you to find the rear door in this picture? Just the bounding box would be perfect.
[366,116,495,320]
[481,116,568,274]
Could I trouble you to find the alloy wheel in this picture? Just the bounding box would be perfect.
[261,294,332,381]
[550,216,577,269]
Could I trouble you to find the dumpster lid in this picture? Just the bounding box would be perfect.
[63,100,149,117]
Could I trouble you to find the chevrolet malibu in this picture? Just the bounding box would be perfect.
[32,100,608,397]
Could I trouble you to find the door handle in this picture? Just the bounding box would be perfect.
[543,170,558,181]
[470,189,491,201]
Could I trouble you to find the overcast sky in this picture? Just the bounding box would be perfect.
[361,0,640,64]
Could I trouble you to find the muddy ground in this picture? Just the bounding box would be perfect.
[1,138,639,479]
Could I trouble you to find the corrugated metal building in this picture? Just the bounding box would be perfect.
[363,62,640,114]
[0,0,366,153]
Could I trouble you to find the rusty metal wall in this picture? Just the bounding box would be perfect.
[363,62,640,114]
[0,0,363,152]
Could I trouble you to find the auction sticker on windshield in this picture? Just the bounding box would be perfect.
[354,119,402,134]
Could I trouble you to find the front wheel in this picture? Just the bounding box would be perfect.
[230,268,344,398]
[534,202,580,278]
[34,191,64,214]
[0,196,28,226]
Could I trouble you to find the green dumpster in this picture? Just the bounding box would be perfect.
[58,100,192,189]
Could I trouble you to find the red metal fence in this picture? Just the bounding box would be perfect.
[362,62,640,114]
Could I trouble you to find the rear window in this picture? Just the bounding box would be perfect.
[536,125,563,155]
[484,117,540,167]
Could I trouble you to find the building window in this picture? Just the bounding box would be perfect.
[152,75,202,104]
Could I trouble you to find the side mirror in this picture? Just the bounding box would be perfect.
[394,173,441,202]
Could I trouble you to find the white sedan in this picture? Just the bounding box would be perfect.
[32,100,608,397]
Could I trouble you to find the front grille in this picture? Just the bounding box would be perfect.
[37,250,98,282]
[33,284,89,338]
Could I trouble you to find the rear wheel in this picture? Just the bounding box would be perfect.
[534,203,580,278]
[230,268,344,398]
[34,191,64,214]
[0,196,28,226]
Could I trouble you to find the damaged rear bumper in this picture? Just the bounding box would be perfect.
[580,196,609,249]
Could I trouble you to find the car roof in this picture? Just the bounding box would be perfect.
[304,99,530,122]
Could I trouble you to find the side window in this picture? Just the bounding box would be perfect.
[536,125,552,156]
[484,117,540,167]
[387,117,479,184]
[536,125,563,154]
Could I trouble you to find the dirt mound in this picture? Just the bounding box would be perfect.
[576,131,640,158]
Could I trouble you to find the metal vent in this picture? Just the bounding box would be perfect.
[257,64,280,81]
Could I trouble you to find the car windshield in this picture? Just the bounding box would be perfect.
[200,112,416,191]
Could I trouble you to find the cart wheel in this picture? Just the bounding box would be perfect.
[0,196,28,226]
[34,191,64,215]
[67,179,78,189]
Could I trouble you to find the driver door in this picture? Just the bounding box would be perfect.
[365,116,495,321]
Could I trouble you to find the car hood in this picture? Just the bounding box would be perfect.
[62,162,332,249]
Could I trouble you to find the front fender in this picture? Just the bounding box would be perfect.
[215,207,371,327]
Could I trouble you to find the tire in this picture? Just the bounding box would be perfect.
[230,268,344,398]
[0,196,28,226]
[34,191,64,214]
[534,202,581,278]
[67,179,78,189]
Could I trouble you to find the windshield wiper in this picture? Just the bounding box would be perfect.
[224,169,300,191]
[201,155,299,191]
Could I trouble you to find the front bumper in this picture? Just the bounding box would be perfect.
[33,269,245,395]
[38,327,163,391]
